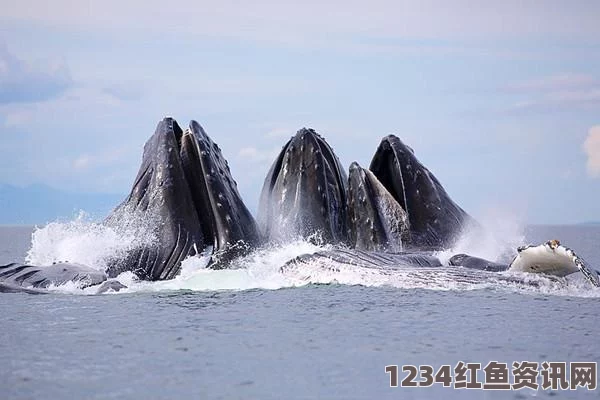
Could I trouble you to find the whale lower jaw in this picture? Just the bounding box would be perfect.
[369,135,473,250]
[6,122,597,293]
[106,117,260,280]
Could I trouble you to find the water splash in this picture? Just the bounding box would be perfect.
[26,211,157,272]
[21,213,599,298]
[436,211,526,265]
[114,237,328,293]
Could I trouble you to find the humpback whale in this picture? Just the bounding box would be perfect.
[282,248,442,272]
[105,118,203,280]
[1,117,261,291]
[258,128,348,244]
[282,241,599,288]
[0,262,107,293]
[347,162,409,252]
[510,240,600,286]
[2,118,598,293]
[450,240,600,287]
[447,254,507,272]
[106,118,260,279]
[0,262,128,294]
[259,132,474,251]
[369,135,473,250]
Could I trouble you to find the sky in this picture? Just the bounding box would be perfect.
[0,1,599,224]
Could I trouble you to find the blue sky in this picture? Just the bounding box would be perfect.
[1,1,599,224]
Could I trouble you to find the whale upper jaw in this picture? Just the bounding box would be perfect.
[347,162,410,252]
[106,117,259,280]
[258,128,348,244]
[259,131,473,250]
[369,135,472,250]
[182,121,260,263]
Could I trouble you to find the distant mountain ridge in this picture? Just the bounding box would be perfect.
[0,184,124,225]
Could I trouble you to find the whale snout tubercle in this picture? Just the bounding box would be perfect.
[547,239,561,250]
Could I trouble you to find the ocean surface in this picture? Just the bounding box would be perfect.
[1,222,599,399]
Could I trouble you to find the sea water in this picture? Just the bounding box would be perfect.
[1,223,599,399]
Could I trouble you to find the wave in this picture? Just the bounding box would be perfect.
[21,212,600,298]
[26,211,158,271]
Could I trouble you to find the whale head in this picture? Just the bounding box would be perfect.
[369,135,473,250]
[347,162,409,252]
[106,117,259,280]
[258,128,348,244]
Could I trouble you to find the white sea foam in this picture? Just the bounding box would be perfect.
[119,236,329,293]
[25,211,157,272]
[21,212,599,298]
[435,210,526,265]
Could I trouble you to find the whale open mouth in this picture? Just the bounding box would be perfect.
[369,136,409,214]
[180,121,260,265]
[106,118,258,280]
[179,123,221,253]
[369,135,472,249]
[258,128,348,243]
[347,162,410,252]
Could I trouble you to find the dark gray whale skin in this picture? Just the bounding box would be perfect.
[182,121,261,260]
[106,118,202,280]
[347,162,410,252]
[281,248,442,273]
[0,282,48,294]
[258,128,348,244]
[0,117,260,290]
[0,262,107,293]
[106,118,260,280]
[448,254,509,272]
[0,262,127,294]
[369,135,474,250]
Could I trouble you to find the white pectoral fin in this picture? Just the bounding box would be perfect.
[509,240,600,288]
[573,257,600,288]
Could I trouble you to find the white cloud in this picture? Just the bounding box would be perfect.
[0,85,136,130]
[237,146,279,165]
[584,126,600,178]
[73,155,91,170]
[505,74,600,114]
[265,128,293,138]
[506,74,598,93]
[72,147,131,171]
[3,108,33,127]
[0,45,72,104]
[102,83,144,102]
[3,1,600,45]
